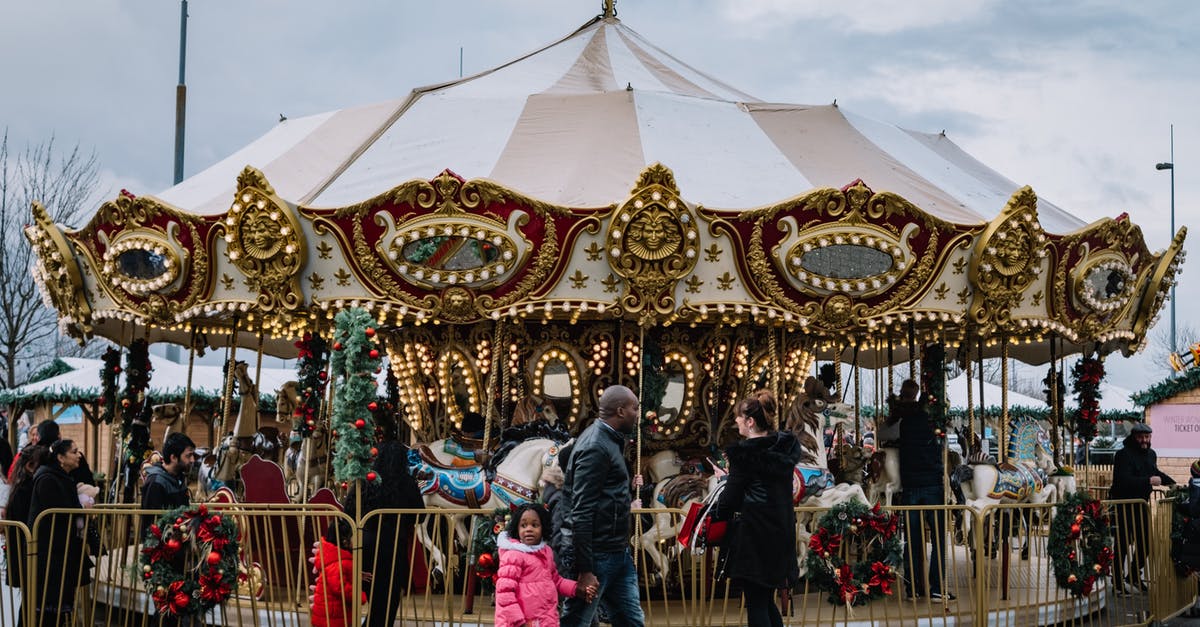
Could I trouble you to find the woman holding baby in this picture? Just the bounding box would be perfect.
[27,439,94,627]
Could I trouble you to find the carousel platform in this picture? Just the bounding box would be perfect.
[79,543,1136,627]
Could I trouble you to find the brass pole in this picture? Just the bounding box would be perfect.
[1001,339,1009,464]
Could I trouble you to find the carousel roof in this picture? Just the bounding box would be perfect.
[26,12,1186,365]
[157,16,1083,232]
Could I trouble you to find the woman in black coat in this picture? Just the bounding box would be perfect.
[715,390,803,627]
[5,445,46,601]
[340,440,425,627]
[27,439,93,627]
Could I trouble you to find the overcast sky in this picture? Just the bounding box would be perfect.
[2,0,1196,395]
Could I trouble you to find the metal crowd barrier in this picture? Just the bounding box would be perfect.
[0,498,1194,626]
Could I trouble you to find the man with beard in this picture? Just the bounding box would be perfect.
[560,385,645,627]
[141,432,196,532]
[1111,422,1175,593]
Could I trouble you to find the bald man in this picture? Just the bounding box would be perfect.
[561,385,645,627]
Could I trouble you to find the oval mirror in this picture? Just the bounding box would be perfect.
[800,244,893,279]
[656,362,687,425]
[402,236,501,270]
[533,349,582,427]
[438,350,480,429]
[117,248,170,280]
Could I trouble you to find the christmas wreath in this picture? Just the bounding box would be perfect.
[1168,485,1200,576]
[468,508,512,584]
[140,504,240,617]
[806,501,902,607]
[1070,357,1105,442]
[1048,491,1113,597]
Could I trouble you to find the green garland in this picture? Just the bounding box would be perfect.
[1168,485,1198,576]
[468,507,511,584]
[329,308,382,487]
[921,343,948,437]
[139,504,240,617]
[1047,491,1113,597]
[28,358,73,384]
[1070,357,1105,442]
[1131,367,1200,408]
[292,332,330,438]
[806,501,902,607]
[121,339,153,470]
[100,347,121,424]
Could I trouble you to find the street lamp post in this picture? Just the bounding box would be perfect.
[1156,124,1176,358]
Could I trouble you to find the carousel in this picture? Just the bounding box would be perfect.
[21,3,1190,625]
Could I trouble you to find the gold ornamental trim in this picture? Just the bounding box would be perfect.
[26,202,92,334]
[1132,227,1188,340]
[222,167,306,313]
[606,164,699,319]
[968,186,1048,333]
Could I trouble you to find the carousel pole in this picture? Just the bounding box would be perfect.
[769,327,780,409]
[1049,335,1059,466]
[253,324,265,402]
[852,343,861,445]
[887,335,895,397]
[1000,338,1009,465]
[218,317,241,438]
[907,321,917,381]
[481,320,502,455]
[977,337,986,454]
[966,344,974,445]
[181,324,197,433]
[633,323,646,569]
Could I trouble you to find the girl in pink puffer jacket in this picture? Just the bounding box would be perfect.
[495,504,596,627]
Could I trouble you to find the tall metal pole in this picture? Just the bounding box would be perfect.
[1156,124,1176,359]
[174,1,189,185]
[167,0,188,364]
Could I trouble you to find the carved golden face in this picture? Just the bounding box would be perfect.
[240,209,283,260]
[627,207,681,260]
[993,228,1029,276]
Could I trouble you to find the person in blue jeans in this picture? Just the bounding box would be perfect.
[887,379,954,602]
[560,385,645,627]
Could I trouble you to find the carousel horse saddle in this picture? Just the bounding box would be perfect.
[793,465,836,505]
[407,448,491,507]
[416,442,479,470]
[987,462,1048,501]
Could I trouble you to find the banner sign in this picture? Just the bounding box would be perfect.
[1149,404,1200,458]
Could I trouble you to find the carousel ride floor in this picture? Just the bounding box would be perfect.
[80,542,1144,627]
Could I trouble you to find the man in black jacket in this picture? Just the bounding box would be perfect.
[890,379,954,601]
[561,385,644,627]
[1111,422,1175,592]
[141,433,196,533]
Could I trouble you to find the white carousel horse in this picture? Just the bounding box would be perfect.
[152,403,183,439]
[285,423,331,500]
[212,361,260,487]
[637,451,716,583]
[865,447,901,507]
[407,437,565,581]
[959,419,1057,512]
[784,379,869,576]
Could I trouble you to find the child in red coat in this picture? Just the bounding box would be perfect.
[311,521,364,627]
[495,504,596,627]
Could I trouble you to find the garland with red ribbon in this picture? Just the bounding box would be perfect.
[1048,491,1113,597]
[140,504,241,617]
[292,332,330,438]
[1070,357,1105,442]
[806,501,903,607]
[920,342,949,439]
[99,346,121,424]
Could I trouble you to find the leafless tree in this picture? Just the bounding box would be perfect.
[1147,322,1200,378]
[0,130,102,388]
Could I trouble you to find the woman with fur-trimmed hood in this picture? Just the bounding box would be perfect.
[715,390,802,627]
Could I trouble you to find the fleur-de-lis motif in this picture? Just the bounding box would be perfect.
[220,274,235,290]
[308,273,325,291]
[316,241,333,260]
[585,242,604,261]
[334,268,352,286]
[934,282,949,300]
[569,270,589,289]
[717,272,736,291]
[685,275,704,294]
[705,243,722,262]
[602,274,620,293]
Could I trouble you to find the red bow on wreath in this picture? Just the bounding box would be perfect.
[868,560,894,595]
[199,569,232,604]
[153,580,191,615]
[809,529,842,557]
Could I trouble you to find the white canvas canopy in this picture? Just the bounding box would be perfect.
[156,15,1084,233]
[945,373,1045,409]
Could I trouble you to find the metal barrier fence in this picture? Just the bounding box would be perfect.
[0,498,1194,626]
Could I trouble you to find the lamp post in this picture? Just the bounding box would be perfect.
[1156,124,1176,358]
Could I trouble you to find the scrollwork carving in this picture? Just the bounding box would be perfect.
[223,167,306,313]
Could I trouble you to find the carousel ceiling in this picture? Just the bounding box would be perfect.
[25,14,1185,366]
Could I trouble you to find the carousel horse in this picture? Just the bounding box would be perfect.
[637,450,717,583]
[285,423,331,499]
[865,447,901,506]
[831,442,871,486]
[408,436,565,581]
[957,420,1060,558]
[152,403,183,438]
[213,361,261,486]
[784,380,869,575]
